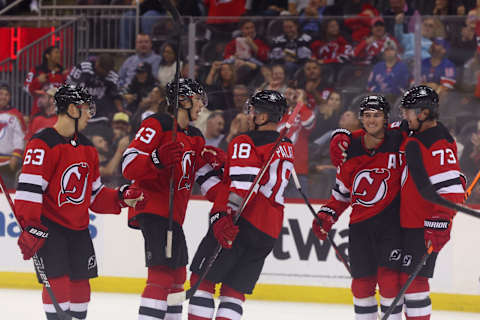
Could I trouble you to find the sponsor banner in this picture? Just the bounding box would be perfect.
[1,196,479,295]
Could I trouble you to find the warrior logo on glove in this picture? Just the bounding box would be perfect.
[352,168,391,207]
[58,162,89,206]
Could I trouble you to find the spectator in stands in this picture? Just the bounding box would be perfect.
[68,54,124,123]
[344,3,381,43]
[382,0,417,34]
[24,46,68,117]
[352,16,398,65]
[257,64,288,95]
[123,62,157,115]
[157,42,182,87]
[205,61,236,110]
[420,39,456,96]
[117,0,165,49]
[218,112,251,151]
[270,17,313,77]
[288,0,309,15]
[460,119,480,183]
[90,130,130,188]
[25,87,58,142]
[118,33,161,89]
[367,39,410,99]
[223,19,270,78]
[462,47,480,92]
[246,0,288,15]
[280,86,315,198]
[204,0,246,42]
[204,111,225,147]
[298,0,329,36]
[131,85,167,131]
[446,10,477,67]
[310,18,353,65]
[394,14,441,61]
[221,84,249,134]
[0,83,26,189]
[300,59,332,106]
[309,90,344,142]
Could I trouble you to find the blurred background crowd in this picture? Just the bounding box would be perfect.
[1,0,480,202]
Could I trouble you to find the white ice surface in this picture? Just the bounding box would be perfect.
[1,288,478,319]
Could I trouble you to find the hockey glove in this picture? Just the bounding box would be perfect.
[424,214,452,252]
[312,207,337,241]
[151,141,183,169]
[210,209,239,249]
[330,128,351,167]
[18,223,48,260]
[201,146,227,171]
[119,184,147,210]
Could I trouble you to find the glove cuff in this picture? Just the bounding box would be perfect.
[151,149,164,169]
[25,225,49,239]
[210,211,227,226]
[331,128,351,140]
[318,206,338,221]
[424,218,450,230]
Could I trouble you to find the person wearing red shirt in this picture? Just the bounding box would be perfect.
[15,84,146,320]
[24,46,68,116]
[25,87,58,142]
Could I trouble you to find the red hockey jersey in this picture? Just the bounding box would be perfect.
[212,131,294,239]
[324,129,404,224]
[15,128,122,230]
[401,122,465,228]
[122,113,220,228]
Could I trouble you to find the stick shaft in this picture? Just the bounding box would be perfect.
[465,170,480,201]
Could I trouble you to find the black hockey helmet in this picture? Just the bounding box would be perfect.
[248,90,288,123]
[54,84,95,116]
[166,78,207,108]
[359,94,390,117]
[401,85,439,119]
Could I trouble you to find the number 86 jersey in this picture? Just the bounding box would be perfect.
[214,130,294,239]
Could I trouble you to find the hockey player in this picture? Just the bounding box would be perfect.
[15,84,146,320]
[187,90,294,320]
[312,95,404,319]
[121,78,223,320]
[398,85,465,319]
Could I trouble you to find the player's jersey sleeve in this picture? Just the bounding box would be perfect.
[322,164,352,218]
[122,116,166,181]
[14,139,54,227]
[194,159,222,202]
[89,149,121,214]
[405,139,464,218]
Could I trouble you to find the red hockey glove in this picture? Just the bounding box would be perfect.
[424,214,452,252]
[210,210,239,249]
[17,223,48,260]
[330,128,351,167]
[201,146,227,171]
[151,141,183,169]
[312,207,337,241]
[119,185,147,210]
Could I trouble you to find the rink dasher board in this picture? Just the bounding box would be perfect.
[1,195,479,312]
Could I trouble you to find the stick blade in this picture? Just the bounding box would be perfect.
[167,290,187,306]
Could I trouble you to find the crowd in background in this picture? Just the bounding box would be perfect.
[2,0,480,202]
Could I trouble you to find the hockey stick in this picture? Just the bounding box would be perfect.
[290,167,352,276]
[381,244,433,320]
[465,169,480,201]
[167,101,303,306]
[0,175,78,320]
[161,0,184,258]
[405,141,480,219]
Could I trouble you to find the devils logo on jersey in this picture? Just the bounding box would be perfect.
[178,151,195,191]
[352,168,391,207]
[58,162,90,207]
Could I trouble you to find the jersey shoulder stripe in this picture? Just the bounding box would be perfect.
[187,125,204,138]
[145,112,173,132]
[347,129,402,159]
[246,130,290,146]
[31,128,93,148]
[415,122,454,149]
